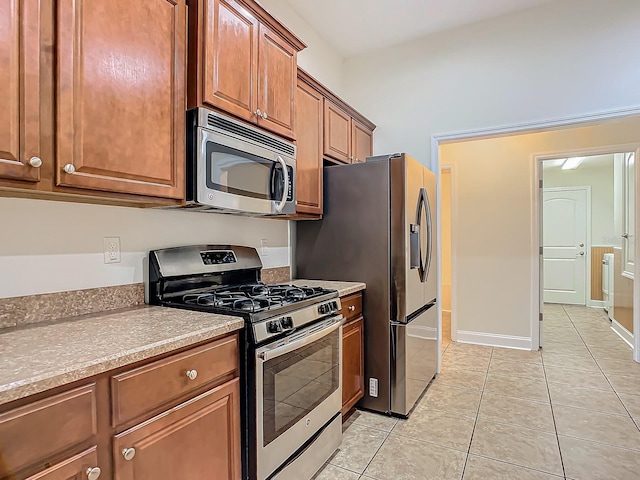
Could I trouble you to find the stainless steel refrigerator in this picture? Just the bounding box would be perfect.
[296,153,437,417]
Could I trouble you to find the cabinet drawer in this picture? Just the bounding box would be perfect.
[340,293,362,321]
[111,334,239,426]
[0,384,97,478]
[25,447,99,480]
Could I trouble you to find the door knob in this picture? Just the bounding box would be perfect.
[579,243,584,247]
[86,467,101,480]
[622,233,629,239]
[578,251,585,256]
[122,448,136,461]
[29,156,42,168]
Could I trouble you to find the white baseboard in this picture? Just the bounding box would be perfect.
[456,330,533,350]
[589,300,605,308]
[611,320,634,348]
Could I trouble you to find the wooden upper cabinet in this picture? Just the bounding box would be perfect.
[294,76,323,215]
[352,119,373,164]
[114,379,242,480]
[257,24,296,139]
[0,0,41,183]
[188,0,304,140]
[324,100,351,163]
[202,0,258,122]
[55,0,186,199]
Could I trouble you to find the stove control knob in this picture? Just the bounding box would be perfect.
[318,304,327,315]
[332,301,339,310]
[282,317,294,329]
[267,320,282,333]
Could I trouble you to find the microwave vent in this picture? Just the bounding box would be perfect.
[207,114,295,157]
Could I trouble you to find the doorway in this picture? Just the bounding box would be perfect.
[440,166,453,351]
[539,151,635,348]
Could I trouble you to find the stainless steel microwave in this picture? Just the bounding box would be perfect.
[186,108,296,215]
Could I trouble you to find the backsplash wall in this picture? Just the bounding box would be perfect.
[0,198,290,298]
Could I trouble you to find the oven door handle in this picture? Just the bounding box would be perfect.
[257,316,343,362]
[274,155,289,213]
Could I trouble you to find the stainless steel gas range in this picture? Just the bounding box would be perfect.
[148,245,343,480]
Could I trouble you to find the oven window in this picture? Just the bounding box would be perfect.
[262,328,340,447]
[206,143,278,200]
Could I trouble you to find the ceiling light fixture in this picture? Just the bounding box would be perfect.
[562,157,585,170]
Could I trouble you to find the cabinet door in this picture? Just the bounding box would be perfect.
[323,100,351,163]
[55,0,186,199]
[257,24,296,139]
[342,316,364,416]
[294,78,323,215]
[202,0,258,122]
[351,119,373,164]
[26,448,99,480]
[0,0,41,183]
[114,379,241,480]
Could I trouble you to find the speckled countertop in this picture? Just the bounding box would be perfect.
[0,306,244,406]
[292,279,366,297]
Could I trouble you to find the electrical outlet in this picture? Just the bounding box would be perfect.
[103,237,121,264]
[369,378,379,397]
[260,238,268,256]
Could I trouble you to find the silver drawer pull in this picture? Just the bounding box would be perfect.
[86,467,101,480]
[186,369,198,381]
[122,447,136,461]
[348,305,356,312]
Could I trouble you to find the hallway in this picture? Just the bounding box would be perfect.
[315,305,640,479]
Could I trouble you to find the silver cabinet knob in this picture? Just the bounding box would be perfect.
[186,369,198,380]
[86,467,101,480]
[29,156,42,168]
[348,305,355,312]
[63,163,76,174]
[122,447,136,461]
[262,112,268,119]
[254,109,262,117]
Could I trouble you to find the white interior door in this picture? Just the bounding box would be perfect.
[543,188,588,304]
[623,152,635,278]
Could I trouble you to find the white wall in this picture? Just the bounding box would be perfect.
[258,0,345,95]
[440,117,640,343]
[0,198,289,298]
[543,158,615,246]
[343,0,640,166]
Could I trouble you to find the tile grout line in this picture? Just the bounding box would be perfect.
[458,346,493,479]
[561,305,640,433]
[543,305,570,479]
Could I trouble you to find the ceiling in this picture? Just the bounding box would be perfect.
[542,154,615,170]
[284,0,559,57]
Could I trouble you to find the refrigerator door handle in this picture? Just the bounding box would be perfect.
[415,188,429,283]
[423,187,433,283]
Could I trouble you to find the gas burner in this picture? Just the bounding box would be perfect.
[239,284,269,296]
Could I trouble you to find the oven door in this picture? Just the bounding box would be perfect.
[255,316,343,480]
[196,128,295,215]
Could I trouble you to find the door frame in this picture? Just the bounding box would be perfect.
[431,105,640,362]
[540,185,592,307]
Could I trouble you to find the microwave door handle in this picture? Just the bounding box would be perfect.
[274,155,289,213]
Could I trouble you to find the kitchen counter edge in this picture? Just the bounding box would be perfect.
[0,305,244,406]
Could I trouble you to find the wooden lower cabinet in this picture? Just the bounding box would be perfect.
[342,315,364,416]
[113,378,241,480]
[26,448,99,480]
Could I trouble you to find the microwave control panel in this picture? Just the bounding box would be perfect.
[200,250,237,265]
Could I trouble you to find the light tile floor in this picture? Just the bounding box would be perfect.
[314,304,640,479]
